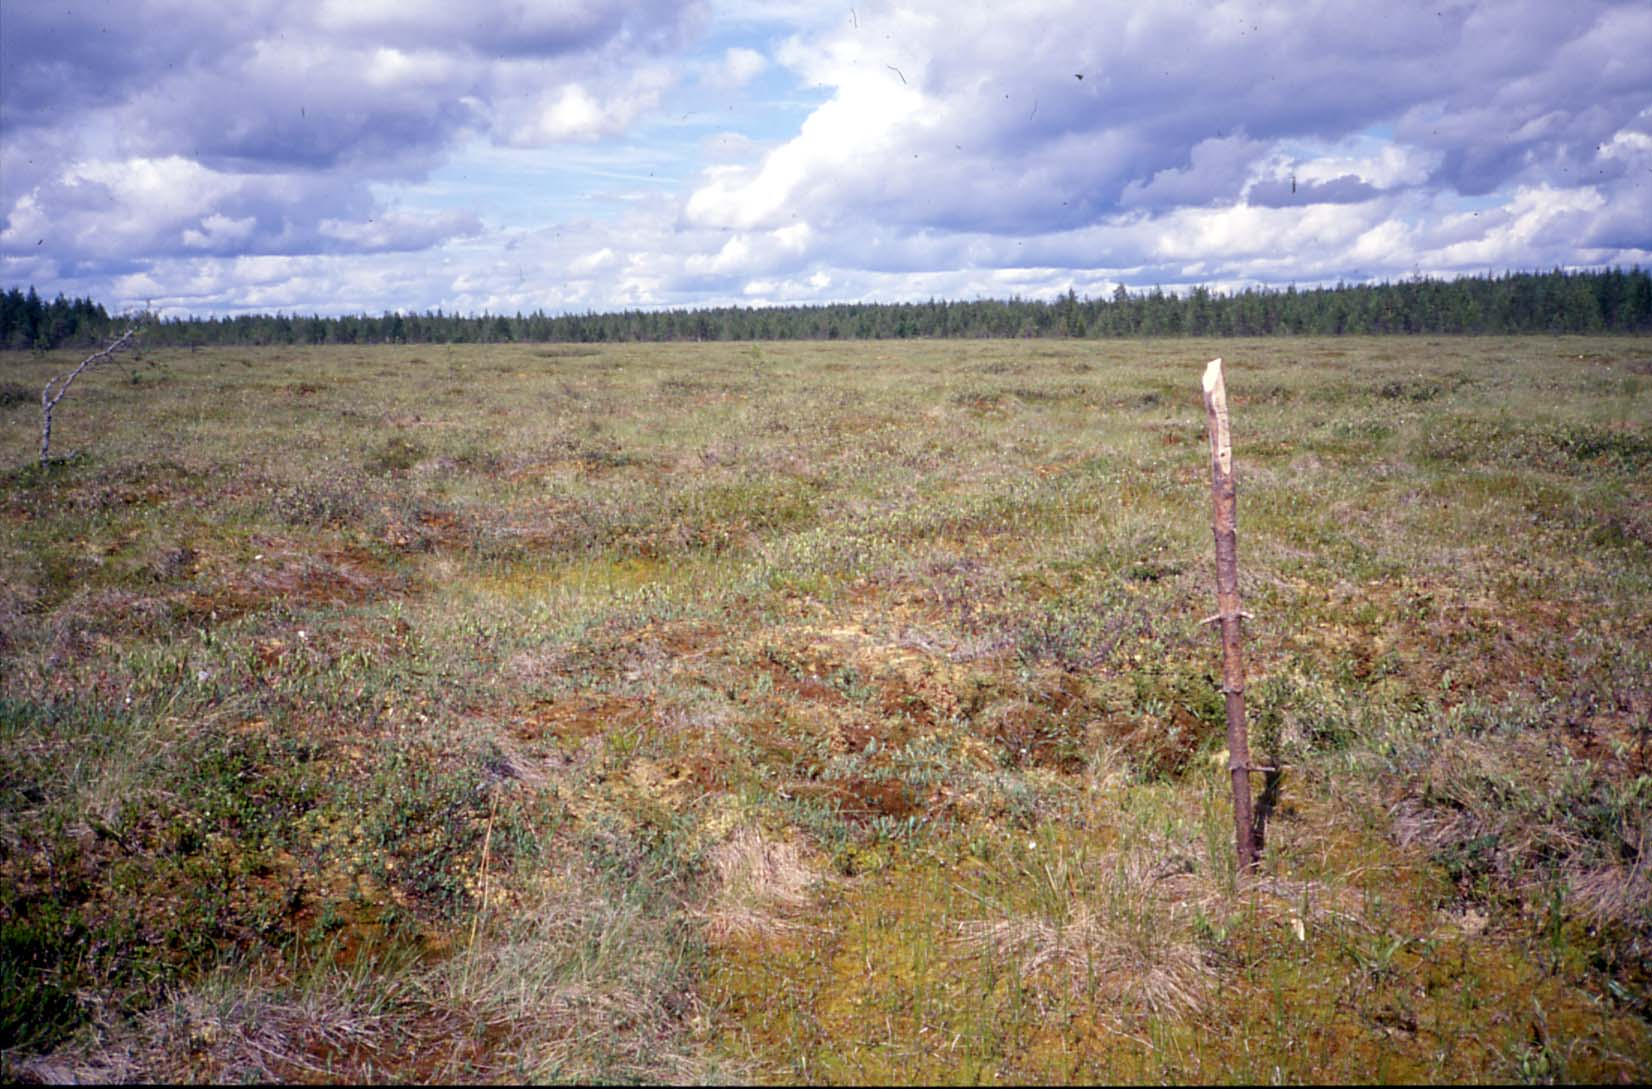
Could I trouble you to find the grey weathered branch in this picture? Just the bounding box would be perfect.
[39,324,143,467]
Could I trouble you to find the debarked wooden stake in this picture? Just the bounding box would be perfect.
[1201,358,1259,873]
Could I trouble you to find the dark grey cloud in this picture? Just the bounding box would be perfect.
[1122,136,1272,210]
[1582,186,1652,252]
[0,0,706,275]
[1395,2,1651,195]
[1,2,703,162]
[697,0,1648,239]
[0,2,221,132]
[1248,174,1382,208]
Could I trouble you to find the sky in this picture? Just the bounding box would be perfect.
[1,0,1649,318]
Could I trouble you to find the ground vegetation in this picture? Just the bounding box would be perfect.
[0,336,1648,1082]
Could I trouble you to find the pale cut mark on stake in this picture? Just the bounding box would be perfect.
[1202,357,1231,476]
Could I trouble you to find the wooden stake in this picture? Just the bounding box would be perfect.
[1201,358,1258,873]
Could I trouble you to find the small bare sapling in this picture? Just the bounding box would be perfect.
[39,322,145,468]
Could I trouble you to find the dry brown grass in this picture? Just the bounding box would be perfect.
[956,905,1210,1017]
[18,855,718,1085]
[955,850,1212,1018]
[1389,727,1649,931]
[702,827,826,943]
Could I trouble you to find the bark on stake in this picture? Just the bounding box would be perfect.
[1201,357,1258,873]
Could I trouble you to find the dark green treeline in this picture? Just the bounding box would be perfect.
[4,267,1649,351]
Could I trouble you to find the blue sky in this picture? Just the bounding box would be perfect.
[1,0,1648,317]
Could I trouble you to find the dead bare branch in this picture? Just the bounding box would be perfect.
[39,321,144,467]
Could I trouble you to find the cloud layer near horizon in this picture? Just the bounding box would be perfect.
[2,0,1648,316]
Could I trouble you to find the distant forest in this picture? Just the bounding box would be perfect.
[3,267,1649,351]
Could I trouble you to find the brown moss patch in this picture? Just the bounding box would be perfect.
[508,694,653,747]
[394,508,471,551]
[975,670,1093,771]
[785,776,923,824]
[180,541,405,624]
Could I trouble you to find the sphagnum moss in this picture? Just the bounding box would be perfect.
[1,337,1648,1082]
